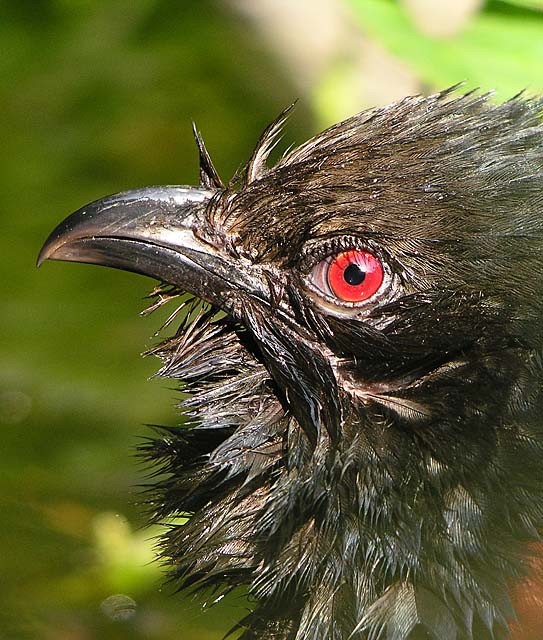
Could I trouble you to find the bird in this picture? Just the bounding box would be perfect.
[38,87,543,640]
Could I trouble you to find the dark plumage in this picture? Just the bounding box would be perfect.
[39,88,543,640]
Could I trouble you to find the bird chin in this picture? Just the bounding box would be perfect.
[144,288,273,414]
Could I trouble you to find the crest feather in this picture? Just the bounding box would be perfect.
[244,103,296,185]
[192,122,224,189]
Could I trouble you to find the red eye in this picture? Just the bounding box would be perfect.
[313,249,384,303]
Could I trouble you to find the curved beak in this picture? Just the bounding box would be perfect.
[38,186,257,306]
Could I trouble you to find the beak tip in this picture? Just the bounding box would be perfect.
[36,247,48,268]
[37,234,62,268]
[36,244,50,268]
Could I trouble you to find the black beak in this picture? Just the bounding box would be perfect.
[38,186,262,307]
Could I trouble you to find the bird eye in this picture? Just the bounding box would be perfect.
[311,249,384,303]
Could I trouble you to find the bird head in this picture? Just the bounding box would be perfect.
[39,89,543,640]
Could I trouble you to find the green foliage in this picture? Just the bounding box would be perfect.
[348,0,543,97]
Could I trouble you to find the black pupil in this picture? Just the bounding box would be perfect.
[344,263,366,286]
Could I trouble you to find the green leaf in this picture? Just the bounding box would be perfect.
[347,0,543,98]
[506,0,543,10]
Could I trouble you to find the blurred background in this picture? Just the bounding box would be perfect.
[2,0,542,638]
